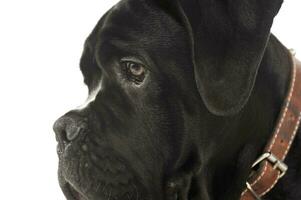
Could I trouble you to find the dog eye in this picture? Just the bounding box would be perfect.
[121,61,146,84]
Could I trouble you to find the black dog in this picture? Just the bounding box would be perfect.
[53,0,301,199]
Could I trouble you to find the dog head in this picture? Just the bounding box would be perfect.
[53,0,283,199]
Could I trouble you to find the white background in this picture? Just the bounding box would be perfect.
[0,1,299,199]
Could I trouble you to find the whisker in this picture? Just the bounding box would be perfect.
[132,184,139,200]
[107,189,112,200]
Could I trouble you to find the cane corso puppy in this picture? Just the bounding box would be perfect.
[53,0,301,199]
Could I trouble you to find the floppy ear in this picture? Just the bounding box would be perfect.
[175,0,283,116]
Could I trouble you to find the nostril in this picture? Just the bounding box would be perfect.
[53,119,67,142]
[53,114,87,145]
[66,126,82,141]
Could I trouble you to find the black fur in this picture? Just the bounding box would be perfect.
[53,0,301,199]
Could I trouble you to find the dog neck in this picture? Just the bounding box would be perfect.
[197,35,298,200]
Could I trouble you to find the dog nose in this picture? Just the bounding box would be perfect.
[53,113,87,145]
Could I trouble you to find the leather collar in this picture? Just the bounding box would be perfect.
[240,51,301,200]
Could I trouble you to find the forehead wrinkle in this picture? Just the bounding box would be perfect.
[96,22,161,56]
[92,0,175,50]
[94,31,135,63]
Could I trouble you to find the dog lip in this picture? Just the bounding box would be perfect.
[64,181,87,200]
[59,175,83,200]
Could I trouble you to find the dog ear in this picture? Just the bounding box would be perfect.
[175,0,283,116]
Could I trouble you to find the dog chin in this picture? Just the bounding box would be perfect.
[58,165,146,200]
[58,147,148,200]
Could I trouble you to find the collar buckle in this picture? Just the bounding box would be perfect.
[246,153,288,200]
[251,152,288,178]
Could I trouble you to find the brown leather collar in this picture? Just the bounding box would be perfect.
[240,52,301,200]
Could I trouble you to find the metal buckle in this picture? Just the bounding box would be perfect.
[246,182,262,200]
[251,152,288,178]
[245,153,288,199]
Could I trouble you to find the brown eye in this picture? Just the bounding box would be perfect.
[129,63,145,76]
[122,61,146,84]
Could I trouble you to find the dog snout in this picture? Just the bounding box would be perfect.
[53,112,88,149]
